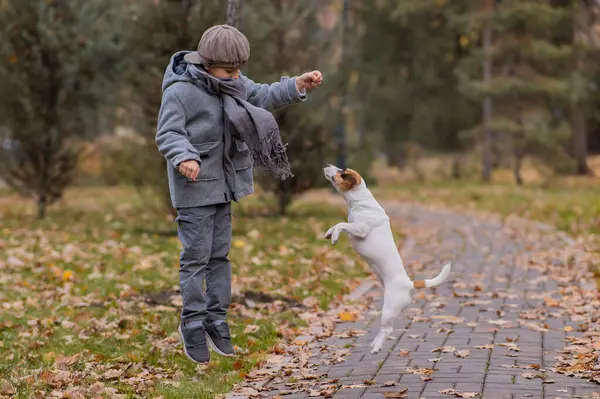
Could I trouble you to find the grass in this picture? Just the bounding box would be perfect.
[0,186,371,398]
[370,179,600,236]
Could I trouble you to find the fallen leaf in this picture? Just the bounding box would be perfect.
[431,346,456,353]
[520,372,554,383]
[244,324,260,334]
[431,315,465,324]
[339,311,357,322]
[232,239,246,249]
[62,270,74,281]
[455,350,470,358]
[383,389,408,398]
[341,384,367,389]
[382,381,397,387]
[1,381,16,395]
[398,349,411,357]
[544,298,560,307]
[505,335,520,343]
[101,369,123,380]
[403,367,435,376]
[487,319,511,326]
[43,352,56,362]
[363,379,376,385]
[302,296,319,308]
[498,343,520,352]
[439,388,480,397]
[476,344,494,350]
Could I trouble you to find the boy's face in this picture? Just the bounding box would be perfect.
[207,67,239,80]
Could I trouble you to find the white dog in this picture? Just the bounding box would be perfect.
[323,165,451,353]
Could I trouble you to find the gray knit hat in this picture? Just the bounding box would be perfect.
[184,24,250,68]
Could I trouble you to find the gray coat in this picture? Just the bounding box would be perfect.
[156,51,306,208]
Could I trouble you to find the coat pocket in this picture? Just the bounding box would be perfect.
[231,139,252,171]
[191,142,221,182]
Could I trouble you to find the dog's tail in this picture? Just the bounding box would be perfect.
[412,262,452,289]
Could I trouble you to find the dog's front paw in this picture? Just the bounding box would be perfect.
[325,226,340,244]
[324,226,335,240]
[330,229,340,245]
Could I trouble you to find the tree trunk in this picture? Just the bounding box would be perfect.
[514,151,523,186]
[573,104,590,174]
[277,188,291,216]
[572,2,591,175]
[37,194,47,219]
[481,0,494,182]
[226,0,241,28]
[451,155,461,180]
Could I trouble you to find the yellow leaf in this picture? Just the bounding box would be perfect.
[232,239,245,249]
[339,311,357,322]
[459,35,470,47]
[62,270,73,281]
[43,352,55,362]
[563,326,573,332]
[544,298,560,307]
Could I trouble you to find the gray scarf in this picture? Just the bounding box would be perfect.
[188,64,293,180]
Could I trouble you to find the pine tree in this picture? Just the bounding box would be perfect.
[456,0,582,183]
[356,0,478,170]
[0,0,124,218]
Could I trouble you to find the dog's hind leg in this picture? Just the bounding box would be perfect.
[370,289,411,354]
[370,303,400,354]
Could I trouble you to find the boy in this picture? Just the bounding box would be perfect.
[155,24,323,364]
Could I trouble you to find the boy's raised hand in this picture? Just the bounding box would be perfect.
[296,70,323,92]
[178,160,200,180]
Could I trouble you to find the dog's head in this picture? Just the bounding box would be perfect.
[323,164,364,193]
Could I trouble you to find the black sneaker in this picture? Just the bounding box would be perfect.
[204,320,235,357]
[178,323,210,364]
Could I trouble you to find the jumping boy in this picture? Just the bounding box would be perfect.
[156,24,323,364]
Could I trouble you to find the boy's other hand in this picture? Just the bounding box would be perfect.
[179,160,200,180]
[296,70,323,92]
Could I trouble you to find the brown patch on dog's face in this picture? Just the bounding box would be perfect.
[333,169,363,192]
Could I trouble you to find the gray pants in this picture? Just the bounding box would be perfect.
[176,203,232,325]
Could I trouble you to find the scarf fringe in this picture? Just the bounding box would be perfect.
[256,136,293,181]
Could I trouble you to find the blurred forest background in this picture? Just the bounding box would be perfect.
[1,0,600,217]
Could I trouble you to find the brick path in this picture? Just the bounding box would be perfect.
[231,202,599,399]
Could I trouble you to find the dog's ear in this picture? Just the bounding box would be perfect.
[341,170,358,186]
[338,169,361,191]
